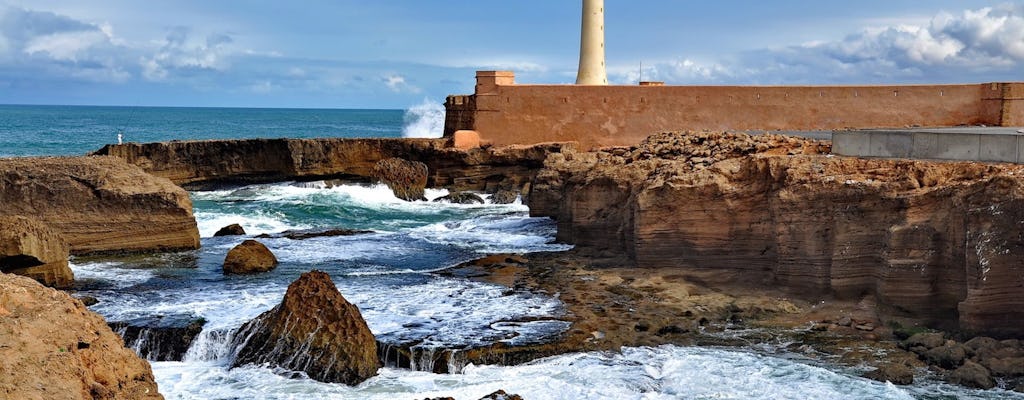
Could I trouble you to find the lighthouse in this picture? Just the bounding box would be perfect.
[576,0,608,85]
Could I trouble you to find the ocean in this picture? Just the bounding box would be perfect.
[2,104,1020,399]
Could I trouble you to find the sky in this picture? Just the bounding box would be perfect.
[0,1,1022,109]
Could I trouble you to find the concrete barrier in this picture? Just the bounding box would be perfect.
[833,128,1024,163]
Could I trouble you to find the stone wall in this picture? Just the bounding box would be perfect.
[445,71,1023,149]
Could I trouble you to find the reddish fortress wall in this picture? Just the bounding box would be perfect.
[446,71,1022,149]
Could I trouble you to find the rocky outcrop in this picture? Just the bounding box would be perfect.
[93,138,570,193]
[0,273,163,399]
[530,131,1024,337]
[110,315,206,361]
[434,191,485,204]
[232,270,379,385]
[0,156,199,255]
[255,228,374,240]
[223,240,278,274]
[214,223,246,236]
[372,158,428,201]
[0,215,73,287]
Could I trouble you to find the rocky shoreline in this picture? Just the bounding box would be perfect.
[4,131,1024,397]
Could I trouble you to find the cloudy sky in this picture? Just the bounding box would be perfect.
[1,1,1022,109]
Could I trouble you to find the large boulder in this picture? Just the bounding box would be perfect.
[0,216,73,287]
[223,240,278,274]
[0,156,199,255]
[231,270,380,385]
[372,157,428,201]
[0,273,163,399]
[946,361,996,389]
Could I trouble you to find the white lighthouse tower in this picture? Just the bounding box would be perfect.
[576,0,608,85]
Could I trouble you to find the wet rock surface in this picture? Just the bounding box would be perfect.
[213,223,246,236]
[232,270,379,385]
[434,191,485,204]
[255,228,374,240]
[109,315,206,361]
[372,157,429,201]
[222,240,278,274]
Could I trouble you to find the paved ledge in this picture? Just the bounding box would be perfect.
[833,127,1024,163]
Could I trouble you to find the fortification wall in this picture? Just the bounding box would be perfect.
[446,71,1022,149]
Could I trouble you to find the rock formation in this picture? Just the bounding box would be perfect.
[93,138,569,193]
[231,270,379,385]
[0,215,73,287]
[0,156,199,255]
[223,240,278,274]
[0,273,163,399]
[109,315,206,361]
[372,157,429,201]
[529,131,1024,337]
[434,191,485,204]
[214,223,246,236]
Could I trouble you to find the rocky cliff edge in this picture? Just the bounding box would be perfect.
[530,131,1024,337]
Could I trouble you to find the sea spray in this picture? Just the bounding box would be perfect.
[402,99,445,138]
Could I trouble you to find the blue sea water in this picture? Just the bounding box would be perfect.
[3,105,1022,399]
[0,104,445,157]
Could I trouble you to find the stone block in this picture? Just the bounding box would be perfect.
[978,134,1018,163]
[869,131,913,158]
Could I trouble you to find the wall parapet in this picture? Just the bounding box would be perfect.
[444,71,1024,149]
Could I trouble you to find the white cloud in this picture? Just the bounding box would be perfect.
[383,73,420,93]
[614,5,1024,85]
[140,27,236,81]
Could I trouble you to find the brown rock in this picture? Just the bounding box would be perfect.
[372,157,429,201]
[902,333,946,351]
[530,131,1024,336]
[490,189,519,204]
[0,156,199,255]
[981,357,1024,377]
[0,273,163,399]
[922,343,968,369]
[863,363,915,385]
[214,223,246,236]
[946,361,996,389]
[0,216,73,287]
[223,240,278,274]
[231,270,379,385]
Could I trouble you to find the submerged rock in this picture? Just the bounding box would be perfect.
[434,191,484,204]
[222,240,278,274]
[109,315,206,361]
[372,157,428,201]
[863,363,914,385]
[232,270,379,385]
[255,228,374,240]
[0,273,163,399]
[0,215,73,287]
[213,223,246,236]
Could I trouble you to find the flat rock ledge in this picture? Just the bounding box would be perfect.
[0,156,199,255]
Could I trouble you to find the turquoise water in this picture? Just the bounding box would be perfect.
[0,105,408,157]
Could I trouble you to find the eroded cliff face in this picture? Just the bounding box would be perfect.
[530,131,1024,337]
[0,156,200,255]
[0,273,163,399]
[95,138,569,193]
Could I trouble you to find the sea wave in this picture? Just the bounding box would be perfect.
[401,99,445,138]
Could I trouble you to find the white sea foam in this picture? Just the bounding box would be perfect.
[71,261,156,288]
[401,99,445,138]
[409,214,573,254]
[151,344,1023,400]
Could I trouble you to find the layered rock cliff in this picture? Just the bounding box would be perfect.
[530,131,1024,337]
[0,156,200,255]
[0,273,163,399]
[0,216,73,287]
[94,138,569,193]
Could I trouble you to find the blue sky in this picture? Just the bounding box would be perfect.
[0,1,1022,109]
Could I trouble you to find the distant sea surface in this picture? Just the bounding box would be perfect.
[0,104,445,157]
